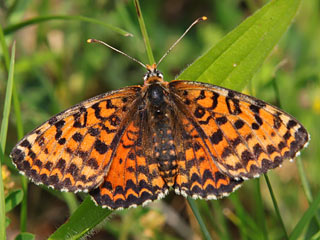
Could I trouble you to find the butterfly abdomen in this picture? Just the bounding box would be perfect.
[147,83,178,186]
[152,121,178,187]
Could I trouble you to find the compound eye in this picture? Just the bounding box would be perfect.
[157,72,163,79]
[143,74,149,81]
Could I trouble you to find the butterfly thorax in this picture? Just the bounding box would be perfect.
[143,73,178,187]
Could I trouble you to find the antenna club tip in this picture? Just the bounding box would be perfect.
[201,16,208,21]
[87,39,93,43]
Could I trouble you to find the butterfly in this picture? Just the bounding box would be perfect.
[10,15,309,209]
[10,61,309,209]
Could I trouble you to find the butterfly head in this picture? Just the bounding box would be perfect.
[144,64,164,83]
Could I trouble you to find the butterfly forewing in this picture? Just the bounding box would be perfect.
[10,87,141,192]
[169,80,309,180]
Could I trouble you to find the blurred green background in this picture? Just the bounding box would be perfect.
[1,0,320,239]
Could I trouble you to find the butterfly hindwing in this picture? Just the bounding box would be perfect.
[10,87,141,192]
[90,108,168,209]
[169,80,309,180]
[172,109,243,199]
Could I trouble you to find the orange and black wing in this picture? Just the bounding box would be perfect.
[172,108,243,199]
[10,87,141,193]
[89,107,168,209]
[170,80,309,180]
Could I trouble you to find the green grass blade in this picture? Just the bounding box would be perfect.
[289,192,320,240]
[264,174,289,240]
[0,30,10,70]
[211,201,232,240]
[0,148,6,239]
[62,192,79,214]
[12,84,24,141]
[178,0,301,91]
[11,54,28,233]
[297,157,313,203]
[2,11,29,233]
[229,193,261,239]
[296,157,320,226]
[187,198,212,240]
[116,1,146,62]
[2,16,28,230]
[0,29,14,151]
[5,189,23,213]
[4,15,132,37]
[0,49,15,149]
[19,176,28,232]
[253,179,268,240]
[0,23,10,240]
[311,230,320,240]
[48,196,112,240]
[0,41,16,240]
[200,202,221,238]
[133,0,155,65]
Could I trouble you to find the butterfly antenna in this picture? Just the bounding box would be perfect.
[157,16,207,67]
[87,38,147,69]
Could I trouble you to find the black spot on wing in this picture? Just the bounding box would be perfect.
[58,138,66,145]
[234,120,244,129]
[88,127,100,136]
[20,139,32,148]
[252,123,260,130]
[72,133,83,142]
[254,114,263,126]
[250,105,261,114]
[55,120,65,129]
[287,120,298,129]
[94,139,108,154]
[216,116,228,125]
[210,129,223,145]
